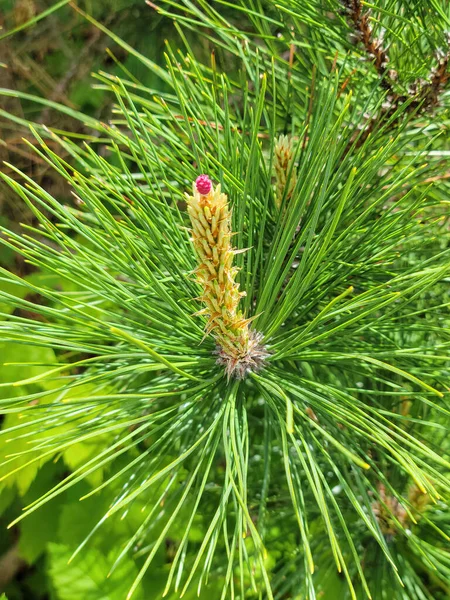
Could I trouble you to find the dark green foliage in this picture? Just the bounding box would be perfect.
[0,1,449,599]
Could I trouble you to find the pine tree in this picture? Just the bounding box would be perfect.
[0,1,449,599]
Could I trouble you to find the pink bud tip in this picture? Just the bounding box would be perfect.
[195,174,212,195]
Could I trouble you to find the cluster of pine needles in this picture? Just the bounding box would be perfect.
[0,1,449,598]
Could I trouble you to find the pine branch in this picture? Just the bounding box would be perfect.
[341,0,397,94]
[0,2,449,599]
[340,1,450,148]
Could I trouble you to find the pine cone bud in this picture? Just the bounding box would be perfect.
[195,174,212,196]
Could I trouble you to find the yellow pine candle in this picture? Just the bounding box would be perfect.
[186,175,268,378]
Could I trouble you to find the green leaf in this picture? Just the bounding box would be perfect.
[0,341,57,392]
[0,280,28,319]
[47,543,145,600]
[18,462,65,564]
[0,409,53,496]
[0,484,15,517]
[0,343,58,495]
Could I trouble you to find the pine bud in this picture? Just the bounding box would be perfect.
[274,135,297,210]
[186,178,269,378]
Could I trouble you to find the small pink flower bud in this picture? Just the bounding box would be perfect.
[195,175,212,196]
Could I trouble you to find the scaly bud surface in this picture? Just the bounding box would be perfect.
[186,177,268,378]
[195,174,212,196]
[274,135,297,210]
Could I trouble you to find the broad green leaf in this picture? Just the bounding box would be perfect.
[47,543,145,600]
[0,408,54,496]
[18,462,65,564]
[0,280,28,319]
[0,342,57,393]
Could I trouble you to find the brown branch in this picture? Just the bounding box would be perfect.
[415,52,450,109]
[145,0,161,10]
[288,43,295,80]
[381,169,450,192]
[0,543,26,590]
[340,2,449,152]
[341,0,397,94]
[0,139,46,165]
[353,51,449,150]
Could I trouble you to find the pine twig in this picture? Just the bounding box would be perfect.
[341,2,450,150]
[414,47,450,109]
[341,0,397,93]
